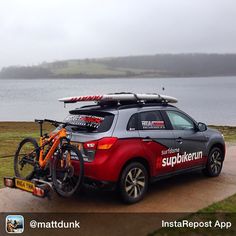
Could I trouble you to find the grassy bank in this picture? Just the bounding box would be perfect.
[2,54,236,78]
[210,125,236,142]
[0,123,236,189]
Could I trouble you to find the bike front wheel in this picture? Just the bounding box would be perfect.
[52,144,84,197]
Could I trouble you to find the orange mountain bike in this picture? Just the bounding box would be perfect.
[14,119,84,197]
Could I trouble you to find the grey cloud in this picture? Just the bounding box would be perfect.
[0,0,236,68]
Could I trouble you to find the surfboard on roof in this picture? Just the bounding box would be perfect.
[58,93,178,104]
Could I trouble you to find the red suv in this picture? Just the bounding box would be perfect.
[62,93,225,203]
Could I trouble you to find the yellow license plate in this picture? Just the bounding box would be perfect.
[15,178,35,193]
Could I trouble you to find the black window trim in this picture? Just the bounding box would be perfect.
[126,113,139,131]
[162,109,199,131]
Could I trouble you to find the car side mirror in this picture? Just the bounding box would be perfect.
[198,122,207,132]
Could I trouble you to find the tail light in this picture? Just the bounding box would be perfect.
[32,186,46,198]
[97,137,118,150]
[82,137,118,162]
[83,137,117,151]
[4,177,15,188]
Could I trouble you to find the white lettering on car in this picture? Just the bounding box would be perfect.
[162,151,203,167]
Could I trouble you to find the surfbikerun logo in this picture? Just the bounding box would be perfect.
[162,151,203,167]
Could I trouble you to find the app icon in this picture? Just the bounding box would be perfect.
[6,215,24,234]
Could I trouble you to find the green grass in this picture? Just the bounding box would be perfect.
[49,60,153,77]
[199,194,236,213]
[209,125,236,143]
[52,62,125,76]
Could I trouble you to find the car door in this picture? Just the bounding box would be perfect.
[137,110,176,176]
[164,110,208,171]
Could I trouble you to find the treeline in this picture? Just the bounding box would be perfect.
[1,54,236,78]
[101,54,236,77]
[0,66,52,78]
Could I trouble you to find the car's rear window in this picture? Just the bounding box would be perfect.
[64,111,114,133]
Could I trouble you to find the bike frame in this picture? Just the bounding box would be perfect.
[38,127,67,168]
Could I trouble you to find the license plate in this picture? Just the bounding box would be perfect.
[15,178,35,193]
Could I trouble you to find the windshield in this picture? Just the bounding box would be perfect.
[64,111,114,133]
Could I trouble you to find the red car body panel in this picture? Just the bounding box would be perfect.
[73,138,208,182]
[83,139,151,182]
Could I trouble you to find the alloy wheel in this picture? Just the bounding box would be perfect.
[210,150,222,175]
[125,167,145,198]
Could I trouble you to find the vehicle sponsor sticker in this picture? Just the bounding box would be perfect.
[158,148,203,167]
[142,120,165,129]
[65,115,104,128]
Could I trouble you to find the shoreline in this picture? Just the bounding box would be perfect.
[0,75,236,80]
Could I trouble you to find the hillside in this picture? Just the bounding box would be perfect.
[1,54,236,78]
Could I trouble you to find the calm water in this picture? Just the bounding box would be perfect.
[0,77,235,125]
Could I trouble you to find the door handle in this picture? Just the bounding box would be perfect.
[142,136,152,142]
[176,137,183,144]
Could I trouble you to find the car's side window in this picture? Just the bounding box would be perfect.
[166,110,195,130]
[127,114,138,131]
[139,111,166,130]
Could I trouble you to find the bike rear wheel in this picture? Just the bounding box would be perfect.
[14,138,39,179]
[52,144,84,197]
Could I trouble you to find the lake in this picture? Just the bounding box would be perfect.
[0,77,235,125]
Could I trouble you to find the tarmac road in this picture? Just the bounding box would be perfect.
[0,144,235,236]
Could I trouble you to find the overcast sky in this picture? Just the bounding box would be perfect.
[0,0,236,68]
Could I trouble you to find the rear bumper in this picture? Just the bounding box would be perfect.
[83,159,119,182]
[84,177,116,190]
[81,151,121,182]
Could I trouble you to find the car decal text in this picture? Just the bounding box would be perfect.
[162,151,203,167]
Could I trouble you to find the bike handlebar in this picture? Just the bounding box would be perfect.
[35,119,81,128]
[44,119,58,124]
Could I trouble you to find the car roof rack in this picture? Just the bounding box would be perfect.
[69,102,176,115]
[59,92,178,106]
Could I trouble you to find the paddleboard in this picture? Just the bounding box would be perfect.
[58,93,178,104]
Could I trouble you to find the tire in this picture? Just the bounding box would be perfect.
[203,147,224,177]
[119,162,148,204]
[52,144,84,197]
[14,138,39,180]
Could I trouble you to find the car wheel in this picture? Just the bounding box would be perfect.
[119,162,148,204]
[203,147,224,177]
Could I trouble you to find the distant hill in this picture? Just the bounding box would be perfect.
[1,54,236,78]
